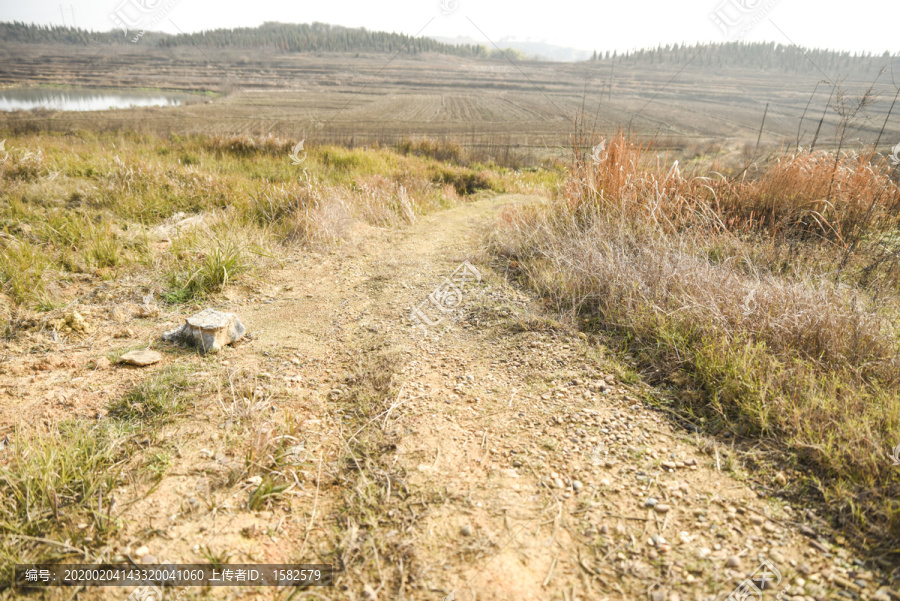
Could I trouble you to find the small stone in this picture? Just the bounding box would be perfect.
[832,575,860,591]
[654,504,671,514]
[134,546,150,558]
[749,514,764,525]
[725,556,741,568]
[119,350,163,367]
[460,524,473,537]
[661,461,677,470]
[797,563,812,575]
[362,584,378,600]
[572,480,583,492]
[650,589,667,601]
[141,554,156,564]
[553,478,565,489]
[66,311,90,333]
[873,588,891,601]
[162,308,246,354]
[645,497,658,508]
[774,472,787,486]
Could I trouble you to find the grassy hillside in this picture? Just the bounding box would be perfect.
[0,131,555,320]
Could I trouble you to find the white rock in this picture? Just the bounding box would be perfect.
[163,309,246,354]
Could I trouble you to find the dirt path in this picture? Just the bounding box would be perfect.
[230,194,889,601]
[2,194,894,600]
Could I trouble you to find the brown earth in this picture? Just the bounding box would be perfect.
[1,194,895,600]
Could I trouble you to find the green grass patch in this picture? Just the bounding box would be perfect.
[0,421,129,578]
[108,368,192,422]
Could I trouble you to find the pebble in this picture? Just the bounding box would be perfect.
[460,524,473,537]
[645,497,658,508]
[553,478,565,489]
[654,504,670,514]
[572,480,583,492]
[119,350,163,367]
[141,554,157,564]
[134,546,150,558]
[725,556,740,568]
[832,575,860,591]
[650,589,667,601]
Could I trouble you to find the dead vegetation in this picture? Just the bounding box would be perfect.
[326,337,434,598]
[489,131,900,553]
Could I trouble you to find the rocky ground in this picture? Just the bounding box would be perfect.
[1,194,897,600]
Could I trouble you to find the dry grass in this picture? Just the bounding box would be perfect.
[0,131,555,323]
[490,132,900,552]
[324,337,432,598]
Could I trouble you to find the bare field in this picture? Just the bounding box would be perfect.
[3,43,900,158]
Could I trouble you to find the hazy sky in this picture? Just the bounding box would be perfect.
[1,0,896,56]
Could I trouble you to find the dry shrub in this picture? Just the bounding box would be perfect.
[491,131,900,549]
[255,180,352,247]
[396,137,465,164]
[716,150,900,242]
[351,175,417,227]
[203,133,296,157]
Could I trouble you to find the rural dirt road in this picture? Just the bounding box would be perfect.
[1,194,891,600]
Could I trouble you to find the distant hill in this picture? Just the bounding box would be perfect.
[432,35,591,62]
[0,21,497,58]
[591,41,894,78]
[157,22,493,57]
[0,21,893,77]
[0,21,125,45]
